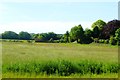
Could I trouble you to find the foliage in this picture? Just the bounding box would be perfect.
[92,19,106,31]
[92,26,100,38]
[115,28,120,46]
[102,20,120,39]
[2,31,19,39]
[109,36,117,45]
[34,32,61,42]
[63,31,70,43]
[81,28,93,44]
[84,28,93,37]
[1,19,120,45]
[70,24,84,43]
[19,31,31,40]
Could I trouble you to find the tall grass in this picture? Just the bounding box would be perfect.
[3,60,119,77]
[2,42,118,77]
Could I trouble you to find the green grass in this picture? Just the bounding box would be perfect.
[2,42,119,78]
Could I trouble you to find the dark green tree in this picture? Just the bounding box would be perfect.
[84,28,93,37]
[47,32,58,40]
[83,28,93,44]
[92,26,100,38]
[64,31,70,43]
[19,31,31,40]
[2,31,19,39]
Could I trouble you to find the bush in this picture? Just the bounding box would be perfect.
[109,36,117,45]
[104,39,109,44]
[98,39,105,43]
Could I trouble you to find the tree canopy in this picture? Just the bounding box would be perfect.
[70,24,84,43]
[92,19,106,31]
[2,31,19,39]
[102,20,120,39]
[19,31,31,40]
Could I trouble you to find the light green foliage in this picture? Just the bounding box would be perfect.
[70,25,84,43]
[92,19,106,31]
[109,36,117,45]
[115,28,120,45]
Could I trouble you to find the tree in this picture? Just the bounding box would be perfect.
[19,31,31,40]
[102,20,120,39]
[92,20,106,39]
[34,32,61,42]
[64,31,70,43]
[70,24,84,43]
[92,19,106,31]
[47,32,58,40]
[84,28,93,37]
[83,28,93,44]
[2,31,19,39]
[92,26,100,38]
[115,28,120,45]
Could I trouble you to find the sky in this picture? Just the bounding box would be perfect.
[0,0,119,34]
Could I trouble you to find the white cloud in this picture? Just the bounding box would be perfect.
[0,21,92,34]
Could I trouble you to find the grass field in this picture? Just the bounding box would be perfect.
[2,42,119,78]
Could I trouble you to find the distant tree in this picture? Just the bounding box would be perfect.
[2,31,19,39]
[32,34,39,39]
[92,26,100,38]
[47,32,58,40]
[34,32,60,42]
[19,31,31,40]
[83,28,93,44]
[64,31,70,43]
[102,20,120,39]
[92,20,106,39]
[115,28,120,45]
[84,28,93,37]
[92,19,106,31]
[70,24,84,43]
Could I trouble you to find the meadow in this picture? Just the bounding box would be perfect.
[2,42,119,78]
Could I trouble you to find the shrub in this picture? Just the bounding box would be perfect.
[98,39,105,43]
[109,36,117,45]
[104,39,109,44]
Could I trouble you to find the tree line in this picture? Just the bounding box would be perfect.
[0,19,120,45]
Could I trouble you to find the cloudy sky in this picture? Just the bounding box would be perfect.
[0,0,119,34]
